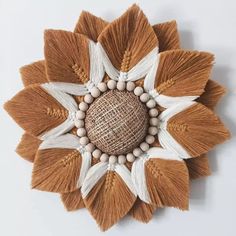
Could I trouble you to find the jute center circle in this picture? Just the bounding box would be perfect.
[85,90,149,155]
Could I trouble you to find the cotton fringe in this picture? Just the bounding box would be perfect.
[74,11,108,42]
[4,85,68,137]
[16,133,42,162]
[61,189,85,211]
[20,60,48,87]
[32,148,82,193]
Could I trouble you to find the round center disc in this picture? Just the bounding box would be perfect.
[85,90,149,155]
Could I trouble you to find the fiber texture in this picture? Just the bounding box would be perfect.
[85,90,149,155]
[4,4,231,232]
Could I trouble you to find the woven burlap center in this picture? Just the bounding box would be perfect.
[85,90,149,155]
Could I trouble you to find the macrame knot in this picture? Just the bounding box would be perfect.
[68,111,77,121]
[76,144,86,154]
[149,89,160,100]
[118,71,128,81]
[85,80,96,92]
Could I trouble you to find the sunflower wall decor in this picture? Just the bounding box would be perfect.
[4,4,230,231]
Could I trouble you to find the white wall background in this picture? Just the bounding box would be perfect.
[0,0,236,235]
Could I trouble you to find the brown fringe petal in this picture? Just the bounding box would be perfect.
[145,158,189,210]
[32,148,82,193]
[4,85,68,137]
[185,154,211,179]
[83,171,136,231]
[98,4,158,71]
[129,198,156,223]
[61,189,85,211]
[167,103,231,157]
[197,80,226,110]
[16,132,42,162]
[20,60,48,87]
[74,11,108,42]
[155,50,214,97]
[153,20,180,52]
[44,30,90,84]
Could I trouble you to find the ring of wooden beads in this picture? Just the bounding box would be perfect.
[75,80,159,164]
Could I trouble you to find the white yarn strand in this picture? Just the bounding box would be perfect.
[39,118,75,140]
[81,162,108,198]
[158,130,191,159]
[41,83,78,112]
[115,164,137,196]
[155,94,198,108]
[126,47,159,82]
[97,43,119,80]
[42,42,104,96]
[131,147,183,203]
[39,133,80,150]
[39,133,92,188]
[39,83,78,140]
[157,101,196,159]
[89,40,105,85]
[146,147,183,161]
[143,53,160,91]
[98,43,159,82]
[131,156,151,203]
[77,151,92,188]
[47,82,88,96]
[144,54,200,108]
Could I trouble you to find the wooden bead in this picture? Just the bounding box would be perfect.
[107,80,117,90]
[146,99,156,108]
[133,148,142,157]
[118,155,126,164]
[80,136,89,146]
[126,81,135,91]
[76,110,85,120]
[79,102,88,111]
[74,119,84,128]
[91,87,101,98]
[97,82,107,92]
[117,81,126,91]
[77,128,86,137]
[93,149,102,159]
[150,117,159,126]
[140,142,149,152]
[100,153,109,162]
[134,87,144,96]
[148,126,158,136]
[126,153,135,162]
[85,143,95,152]
[149,108,158,117]
[140,93,150,103]
[145,135,155,144]
[84,94,94,104]
[109,155,117,164]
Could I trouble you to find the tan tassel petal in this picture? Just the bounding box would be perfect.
[197,80,226,110]
[74,11,108,42]
[167,103,230,157]
[153,20,180,52]
[44,30,90,84]
[82,163,136,231]
[98,4,158,72]
[61,189,85,211]
[145,158,189,209]
[32,148,82,193]
[185,154,211,179]
[20,60,48,87]
[154,50,214,97]
[4,85,68,137]
[16,133,42,162]
[129,198,156,223]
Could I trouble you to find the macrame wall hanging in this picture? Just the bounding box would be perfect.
[4,4,230,231]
